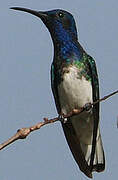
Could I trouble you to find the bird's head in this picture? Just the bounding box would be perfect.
[10,7,78,43]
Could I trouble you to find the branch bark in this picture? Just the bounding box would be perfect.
[0,90,118,151]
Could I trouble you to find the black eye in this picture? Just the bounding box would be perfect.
[58,12,64,18]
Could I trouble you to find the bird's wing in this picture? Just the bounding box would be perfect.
[87,55,100,168]
[87,55,105,172]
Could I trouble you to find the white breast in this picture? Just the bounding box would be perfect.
[58,65,93,114]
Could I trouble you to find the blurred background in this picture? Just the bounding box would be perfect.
[0,0,118,180]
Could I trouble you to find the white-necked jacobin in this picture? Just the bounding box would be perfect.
[10,7,105,178]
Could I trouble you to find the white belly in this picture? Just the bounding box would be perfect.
[58,65,94,144]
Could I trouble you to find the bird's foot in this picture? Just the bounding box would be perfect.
[58,114,67,123]
[83,103,92,111]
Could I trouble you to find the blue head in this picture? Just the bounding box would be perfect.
[11,7,82,59]
[41,9,78,43]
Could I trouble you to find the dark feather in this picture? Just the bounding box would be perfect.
[87,54,105,172]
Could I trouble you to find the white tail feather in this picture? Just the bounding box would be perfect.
[80,128,104,167]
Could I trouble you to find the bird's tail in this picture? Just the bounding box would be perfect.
[80,130,105,173]
[62,121,105,178]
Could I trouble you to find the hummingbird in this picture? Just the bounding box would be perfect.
[10,7,105,178]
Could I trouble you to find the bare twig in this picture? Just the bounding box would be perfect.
[92,89,118,106]
[0,90,118,151]
[0,108,84,151]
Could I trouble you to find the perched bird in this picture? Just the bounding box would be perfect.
[10,7,105,178]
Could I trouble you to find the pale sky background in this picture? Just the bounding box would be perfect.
[0,0,118,180]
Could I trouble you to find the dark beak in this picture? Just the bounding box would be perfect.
[10,7,48,22]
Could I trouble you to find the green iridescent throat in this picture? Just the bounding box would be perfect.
[73,53,92,82]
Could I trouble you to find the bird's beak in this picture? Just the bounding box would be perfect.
[10,7,48,22]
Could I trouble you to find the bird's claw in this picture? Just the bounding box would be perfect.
[84,103,92,111]
[58,114,67,123]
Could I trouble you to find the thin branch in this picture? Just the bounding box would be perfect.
[0,90,118,151]
[92,89,118,106]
